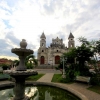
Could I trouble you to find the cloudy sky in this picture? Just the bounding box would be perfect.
[0,0,100,60]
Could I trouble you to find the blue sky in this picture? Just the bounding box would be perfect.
[0,0,100,60]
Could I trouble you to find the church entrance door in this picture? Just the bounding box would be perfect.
[40,56,45,64]
[55,56,60,64]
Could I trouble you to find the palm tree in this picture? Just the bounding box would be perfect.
[25,54,38,69]
[13,60,19,67]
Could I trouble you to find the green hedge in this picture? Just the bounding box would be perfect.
[0,74,10,80]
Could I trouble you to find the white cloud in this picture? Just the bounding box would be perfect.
[0,0,10,10]
[0,20,6,39]
[0,0,100,59]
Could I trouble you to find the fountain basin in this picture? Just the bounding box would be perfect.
[3,70,38,80]
[0,81,88,100]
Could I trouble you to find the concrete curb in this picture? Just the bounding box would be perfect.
[0,81,14,88]
[26,81,89,100]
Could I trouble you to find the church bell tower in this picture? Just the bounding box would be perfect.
[40,32,46,48]
[68,32,75,48]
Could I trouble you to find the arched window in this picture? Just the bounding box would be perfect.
[42,43,44,46]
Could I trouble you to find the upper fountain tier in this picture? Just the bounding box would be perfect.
[4,39,38,76]
[11,48,33,57]
[11,39,34,71]
[4,39,38,77]
[11,39,33,57]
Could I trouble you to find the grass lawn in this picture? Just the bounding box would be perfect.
[26,74,45,81]
[88,85,100,94]
[51,74,73,83]
[51,74,62,82]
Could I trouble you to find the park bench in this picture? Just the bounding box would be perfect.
[75,76,91,84]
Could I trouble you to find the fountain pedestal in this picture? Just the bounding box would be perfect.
[4,70,38,100]
[3,39,38,100]
[13,78,26,100]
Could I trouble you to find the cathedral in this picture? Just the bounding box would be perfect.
[37,32,75,67]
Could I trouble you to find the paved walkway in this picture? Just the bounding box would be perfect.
[37,73,54,82]
[59,83,100,100]
[36,73,100,100]
[34,68,61,74]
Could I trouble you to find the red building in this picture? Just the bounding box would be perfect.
[0,58,13,66]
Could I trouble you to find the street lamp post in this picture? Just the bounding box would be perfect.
[94,52,99,69]
[61,56,67,78]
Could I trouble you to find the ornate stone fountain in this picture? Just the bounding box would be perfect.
[3,39,38,100]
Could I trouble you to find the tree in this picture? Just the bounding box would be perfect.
[13,60,19,67]
[76,44,94,66]
[0,64,10,70]
[25,54,38,69]
[63,48,76,64]
[77,37,94,65]
[78,37,100,55]
[96,39,100,54]
[78,36,89,46]
[58,37,97,78]
[13,54,38,69]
